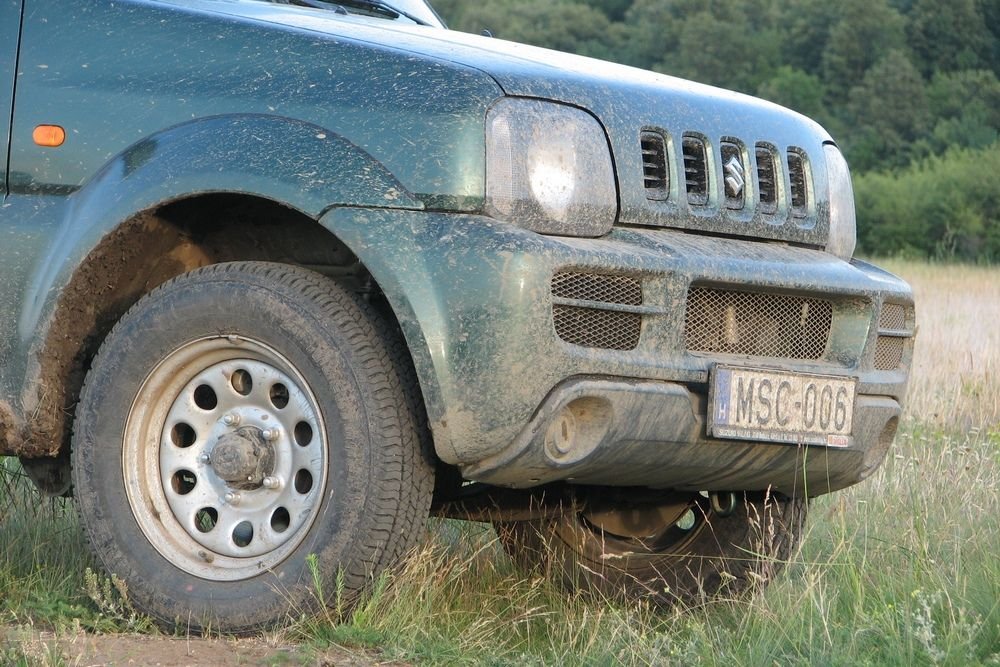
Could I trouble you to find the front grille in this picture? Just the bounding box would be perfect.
[873,336,904,370]
[879,303,906,330]
[685,287,833,360]
[756,145,778,214]
[553,306,641,350]
[682,136,709,206]
[788,151,807,216]
[640,132,668,200]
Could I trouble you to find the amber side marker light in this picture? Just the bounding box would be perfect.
[33,124,66,147]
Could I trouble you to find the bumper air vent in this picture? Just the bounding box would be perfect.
[721,141,746,210]
[551,272,642,351]
[682,136,709,206]
[552,272,642,305]
[685,287,833,360]
[788,151,808,217]
[873,302,913,371]
[873,336,904,371]
[878,303,906,330]
[755,145,778,214]
[640,132,669,201]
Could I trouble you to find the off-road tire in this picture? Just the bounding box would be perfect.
[72,262,434,633]
[496,491,805,606]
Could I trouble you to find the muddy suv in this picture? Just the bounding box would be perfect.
[0,0,914,631]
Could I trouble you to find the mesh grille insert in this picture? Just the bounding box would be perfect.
[873,336,904,370]
[756,145,778,214]
[551,272,642,306]
[879,303,907,330]
[685,287,833,360]
[640,132,669,201]
[788,151,807,216]
[683,136,709,206]
[554,306,641,350]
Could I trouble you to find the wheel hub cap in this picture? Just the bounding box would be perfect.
[210,427,275,488]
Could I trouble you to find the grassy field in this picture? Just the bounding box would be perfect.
[2,260,998,665]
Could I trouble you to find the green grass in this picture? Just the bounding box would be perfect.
[2,430,998,665]
[286,423,1000,666]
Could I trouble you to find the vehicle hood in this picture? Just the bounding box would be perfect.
[180,1,837,245]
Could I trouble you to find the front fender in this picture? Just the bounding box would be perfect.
[19,113,421,341]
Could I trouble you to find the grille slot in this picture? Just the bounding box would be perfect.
[552,272,642,305]
[685,287,833,360]
[879,303,907,330]
[640,132,669,200]
[721,142,746,210]
[682,136,709,206]
[873,336,904,370]
[553,306,641,350]
[756,145,778,214]
[788,151,807,216]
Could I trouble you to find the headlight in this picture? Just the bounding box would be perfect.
[485,98,618,237]
[824,144,856,260]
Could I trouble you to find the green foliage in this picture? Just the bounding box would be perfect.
[856,143,1000,261]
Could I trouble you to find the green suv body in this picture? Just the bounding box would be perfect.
[0,0,914,631]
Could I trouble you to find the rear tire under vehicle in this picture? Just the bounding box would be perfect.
[496,491,805,605]
[71,262,434,633]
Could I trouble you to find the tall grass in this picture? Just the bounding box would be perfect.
[2,260,999,665]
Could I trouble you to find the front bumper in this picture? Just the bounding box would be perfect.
[324,209,914,496]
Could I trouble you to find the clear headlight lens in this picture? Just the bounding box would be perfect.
[485,98,618,237]
[824,144,857,260]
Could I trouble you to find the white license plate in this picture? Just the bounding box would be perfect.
[709,366,856,447]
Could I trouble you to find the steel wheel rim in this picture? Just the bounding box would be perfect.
[123,335,328,581]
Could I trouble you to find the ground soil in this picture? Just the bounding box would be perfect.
[2,627,409,666]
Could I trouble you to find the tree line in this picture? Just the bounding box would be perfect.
[433,0,1000,261]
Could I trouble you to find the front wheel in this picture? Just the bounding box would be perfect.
[72,262,434,632]
[496,491,805,606]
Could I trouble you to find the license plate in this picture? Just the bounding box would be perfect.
[709,366,856,447]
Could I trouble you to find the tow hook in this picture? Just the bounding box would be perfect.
[710,491,738,517]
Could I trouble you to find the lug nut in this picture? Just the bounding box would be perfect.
[198,453,211,464]
[262,476,280,490]
[224,491,242,505]
[223,413,241,427]
[261,428,280,442]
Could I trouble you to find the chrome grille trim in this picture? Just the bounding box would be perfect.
[685,287,833,360]
[721,141,745,210]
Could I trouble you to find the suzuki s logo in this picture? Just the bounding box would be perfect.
[724,155,745,198]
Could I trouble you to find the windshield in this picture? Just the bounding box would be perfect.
[257,0,446,28]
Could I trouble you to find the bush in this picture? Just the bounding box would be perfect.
[855,142,1000,261]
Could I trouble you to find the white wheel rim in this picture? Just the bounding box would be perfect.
[123,335,327,581]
